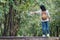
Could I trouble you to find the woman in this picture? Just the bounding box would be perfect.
[30,5,50,37]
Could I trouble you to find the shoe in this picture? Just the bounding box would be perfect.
[42,35,46,37]
[47,34,50,37]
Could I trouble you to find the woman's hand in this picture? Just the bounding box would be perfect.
[30,12,35,15]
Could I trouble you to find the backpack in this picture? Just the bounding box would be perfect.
[42,11,48,20]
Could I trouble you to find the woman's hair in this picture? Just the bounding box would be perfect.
[40,5,46,11]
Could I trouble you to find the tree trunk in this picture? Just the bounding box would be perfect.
[8,0,14,36]
[3,0,19,36]
[13,0,19,36]
[8,0,19,36]
[2,4,9,36]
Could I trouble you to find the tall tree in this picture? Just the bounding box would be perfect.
[2,3,9,36]
[8,0,14,36]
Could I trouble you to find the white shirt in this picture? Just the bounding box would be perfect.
[35,10,50,22]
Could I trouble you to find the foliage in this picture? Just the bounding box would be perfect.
[0,0,60,37]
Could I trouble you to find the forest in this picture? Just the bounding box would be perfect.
[0,0,60,37]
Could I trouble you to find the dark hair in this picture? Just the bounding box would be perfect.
[40,5,46,11]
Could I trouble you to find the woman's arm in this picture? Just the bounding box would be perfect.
[30,10,41,15]
[47,10,51,21]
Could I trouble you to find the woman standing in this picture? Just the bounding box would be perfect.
[30,5,50,37]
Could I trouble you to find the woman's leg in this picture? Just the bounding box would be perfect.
[46,21,50,37]
[42,22,46,36]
